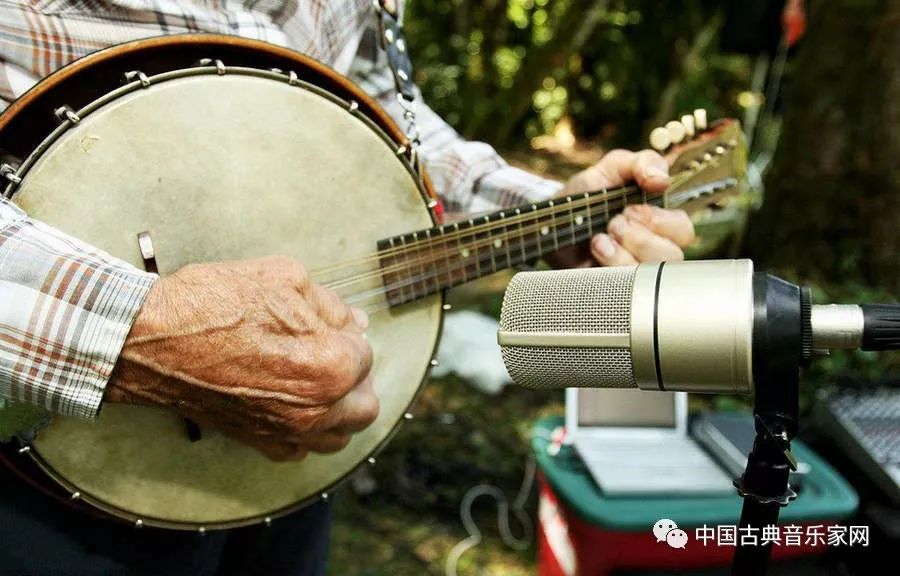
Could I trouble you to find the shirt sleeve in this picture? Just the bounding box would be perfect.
[0,197,156,419]
[348,24,564,216]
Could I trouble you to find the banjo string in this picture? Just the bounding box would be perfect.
[310,165,705,278]
[331,194,641,293]
[315,166,706,290]
[326,181,702,304]
[337,185,705,314]
[310,182,640,277]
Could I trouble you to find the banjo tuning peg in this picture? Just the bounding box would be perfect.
[649,126,671,152]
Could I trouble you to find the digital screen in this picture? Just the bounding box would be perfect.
[577,388,677,428]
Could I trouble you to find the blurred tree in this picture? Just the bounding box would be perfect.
[750,0,900,293]
[405,0,748,150]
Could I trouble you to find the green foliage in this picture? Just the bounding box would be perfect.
[405,0,752,149]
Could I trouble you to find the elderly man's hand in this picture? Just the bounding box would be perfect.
[547,149,695,268]
[106,256,378,462]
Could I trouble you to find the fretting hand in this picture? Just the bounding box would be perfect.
[547,149,695,267]
[105,256,378,462]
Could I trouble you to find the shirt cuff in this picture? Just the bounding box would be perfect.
[466,166,565,214]
[1,199,157,419]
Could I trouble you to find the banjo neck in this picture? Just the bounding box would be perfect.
[377,118,746,308]
[377,175,738,308]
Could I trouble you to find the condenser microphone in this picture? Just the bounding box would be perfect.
[497,259,900,393]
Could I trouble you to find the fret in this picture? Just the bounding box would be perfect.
[641,186,648,205]
[549,200,559,252]
[439,225,455,289]
[567,196,577,246]
[469,219,482,279]
[483,215,497,273]
[454,222,468,284]
[603,189,610,223]
[395,235,411,304]
[516,208,527,264]
[529,204,550,262]
[500,212,512,269]
[584,192,594,238]
[411,231,423,300]
[424,228,440,295]
[532,203,543,258]
[464,218,482,282]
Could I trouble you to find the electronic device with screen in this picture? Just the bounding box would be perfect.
[816,387,900,505]
[566,389,734,495]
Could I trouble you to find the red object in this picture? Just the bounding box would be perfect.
[431,197,445,223]
[782,0,807,47]
[536,472,829,576]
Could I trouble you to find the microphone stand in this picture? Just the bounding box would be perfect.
[730,275,806,576]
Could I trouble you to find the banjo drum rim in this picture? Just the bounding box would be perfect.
[0,33,437,201]
[0,34,446,530]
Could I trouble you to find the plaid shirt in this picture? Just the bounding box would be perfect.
[0,0,562,419]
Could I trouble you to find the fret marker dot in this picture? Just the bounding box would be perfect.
[461,248,470,258]
[540,226,550,236]
[493,239,503,249]
[575,215,584,226]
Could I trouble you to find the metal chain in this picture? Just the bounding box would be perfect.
[397,93,421,150]
[374,0,421,155]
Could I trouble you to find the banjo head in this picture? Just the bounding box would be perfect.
[6,46,442,529]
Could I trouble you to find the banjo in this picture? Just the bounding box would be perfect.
[0,35,745,530]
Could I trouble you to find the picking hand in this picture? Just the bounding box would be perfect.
[106,256,378,462]
[547,149,695,267]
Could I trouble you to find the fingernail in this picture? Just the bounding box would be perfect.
[351,307,369,330]
[608,218,627,238]
[646,166,669,181]
[593,234,616,258]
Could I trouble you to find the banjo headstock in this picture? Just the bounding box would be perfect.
[649,112,746,212]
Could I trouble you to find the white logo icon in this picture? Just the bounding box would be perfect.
[666,528,689,549]
[653,518,687,548]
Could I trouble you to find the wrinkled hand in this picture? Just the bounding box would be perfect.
[106,256,377,462]
[547,149,695,267]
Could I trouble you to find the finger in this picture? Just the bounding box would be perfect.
[590,233,638,266]
[350,307,369,331]
[623,205,696,247]
[314,376,379,433]
[318,331,374,404]
[630,150,670,195]
[309,282,354,328]
[342,331,374,384]
[592,149,668,192]
[296,431,353,454]
[607,215,684,263]
[220,429,309,462]
[255,442,309,462]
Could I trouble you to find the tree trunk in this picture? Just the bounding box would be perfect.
[749,0,900,292]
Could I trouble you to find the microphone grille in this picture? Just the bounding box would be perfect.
[499,267,637,389]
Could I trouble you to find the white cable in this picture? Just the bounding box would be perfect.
[444,456,537,576]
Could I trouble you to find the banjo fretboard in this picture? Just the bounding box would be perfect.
[376,176,737,307]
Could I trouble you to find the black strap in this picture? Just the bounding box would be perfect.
[375,1,416,104]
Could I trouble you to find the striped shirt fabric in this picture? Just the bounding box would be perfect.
[0,0,563,419]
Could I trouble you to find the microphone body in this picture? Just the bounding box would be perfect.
[498,260,898,393]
